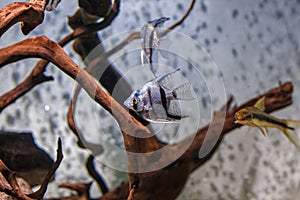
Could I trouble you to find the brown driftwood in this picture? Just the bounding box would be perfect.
[0,0,46,37]
[86,155,108,195]
[98,82,293,200]
[0,0,121,113]
[0,0,295,199]
[0,35,161,152]
[66,0,196,154]
[28,138,63,199]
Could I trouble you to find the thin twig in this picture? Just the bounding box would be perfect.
[0,66,53,113]
[27,137,63,199]
[162,0,196,36]
[127,185,136,200]
[0,160,31,200]
[59,182,91,199]
[86,155,109,194]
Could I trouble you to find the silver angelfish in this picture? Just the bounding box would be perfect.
[140,17,170,75]
[124,68,195,122]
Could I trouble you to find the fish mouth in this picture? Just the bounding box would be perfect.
[234,113,240,121]
[234,118,244,124]
[234,113,245,124]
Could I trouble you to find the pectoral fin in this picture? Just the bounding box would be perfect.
[252,123,268,136]
[265,127,269,135]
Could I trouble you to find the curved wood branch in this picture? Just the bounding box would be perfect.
[0,64,53,113]
[0,0,46,37]
[0,0,120,113]
[59,182,92,199]
[0,1,200,194]
[162,0,196,36]
[0,0,195,115]
[0,36,161,153]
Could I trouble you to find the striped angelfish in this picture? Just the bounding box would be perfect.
[124,68,194,122]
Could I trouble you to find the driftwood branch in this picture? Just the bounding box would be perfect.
[0,0,196,114]
[0,1,294,199]
[27,138,63,199]
[0,0,47,37]
[185,82,293,171]
[65,0,218,192]
[59,182,92,200]
[0,64,53,113]
[98,82,293,200]
[0,160,31,200]
[162,0,196,36]
[86,155,108,195]
[0,0,120,113]
[0,36,160,153]
[66,0,197,153]
[0,131,55,186]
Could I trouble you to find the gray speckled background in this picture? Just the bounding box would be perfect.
[1,0,300,199]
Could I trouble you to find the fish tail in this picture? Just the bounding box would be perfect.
[282,128,300,149]
[279,119,300,149]
[285,119,300,128]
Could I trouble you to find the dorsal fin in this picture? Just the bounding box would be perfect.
[155,68,180,83]
[253,96,265,111]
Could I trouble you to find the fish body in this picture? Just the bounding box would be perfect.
[140,17,170,75]
[234,96,300,148]
[124,69,193,122]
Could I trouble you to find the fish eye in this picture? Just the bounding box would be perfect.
[131,98,139,104]
[244,114,253,120]
[131,98,139,110]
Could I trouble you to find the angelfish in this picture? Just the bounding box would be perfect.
[140,17,170,75]
[124,68,194,122]
[234,96,300,148]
